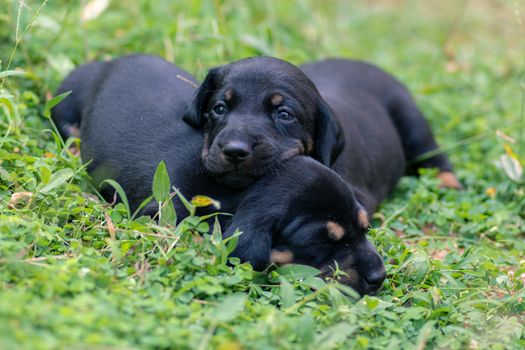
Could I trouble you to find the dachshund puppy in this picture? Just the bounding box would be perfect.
[224,156,386,296]
[52,54,237,216]
[182,57,343,189]
[183,56,459,207]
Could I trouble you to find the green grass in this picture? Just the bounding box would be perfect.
[1,0,524,349]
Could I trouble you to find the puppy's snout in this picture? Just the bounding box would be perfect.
[222,141,252,164]
[364,265,386,286]
[356,239,386,291]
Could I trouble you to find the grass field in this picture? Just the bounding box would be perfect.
[1,0,524,349]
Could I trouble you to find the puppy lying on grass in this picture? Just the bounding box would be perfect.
[51,54,458,295]
[224,155,386,295]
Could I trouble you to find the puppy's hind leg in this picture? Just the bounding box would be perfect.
[386,89,462,189]
[51,61,105,141]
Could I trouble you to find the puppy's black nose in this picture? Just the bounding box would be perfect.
[365,268,387,286]
[222,141,251,164]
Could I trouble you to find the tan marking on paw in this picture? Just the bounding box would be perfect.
[438,171,462,189]
[270,250,294,264]
[224,89,234,101]
[326,221,345,240]
[271,94,284,106]
[357,209,369,229]
[68,125,81,138]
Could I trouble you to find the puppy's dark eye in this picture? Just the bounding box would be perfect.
[212,102,228,116]
[276,110,295,121]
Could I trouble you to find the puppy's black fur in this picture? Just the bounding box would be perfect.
[51,54,386,294]
[52,54,457,295]
[52,55,238,217]
[300,59,458,209]
[224,156,386,295]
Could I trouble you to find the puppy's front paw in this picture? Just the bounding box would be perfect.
[437,171,463,190]
[270,249,294,265]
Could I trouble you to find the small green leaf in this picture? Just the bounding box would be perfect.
[43,91,72,119]
[131,194,154,220]
[160,200,177,226]
[362,295,380,310]
[303,276,327,290]
[40,168,74,194]
[153,161,171,202]
[280,277,295,308]
[38,166,52,185]
[356,336,369,347]
[209,293,247,322]
[225,229,241,256]
[100,179,131,220]
[402,306,429,320]
[315,323,358,349]
[196,221,209,233]
[275,264,321,280]
[172,187,194,215]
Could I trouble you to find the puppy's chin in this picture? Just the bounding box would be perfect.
[215,172,258,189]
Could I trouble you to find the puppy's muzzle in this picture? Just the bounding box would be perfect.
[222,140,252,164]
[355,240,387,293]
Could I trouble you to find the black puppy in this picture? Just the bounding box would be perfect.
[300,59,461,210]
[184,56,459,210]
[224,156,386,295]
[182,57,343,189]
[52,54,237,217]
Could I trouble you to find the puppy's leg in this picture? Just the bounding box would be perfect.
[51,61,105,140]
[387,90,462,189]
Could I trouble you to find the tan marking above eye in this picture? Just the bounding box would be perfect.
[326,221,345,240]
[270,250,294,264]
[224,89,234,101]
[357,209,369,229]
[271,94,284,106]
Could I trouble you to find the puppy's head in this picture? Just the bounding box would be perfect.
[183,57,344,189]
[271,164,386,295]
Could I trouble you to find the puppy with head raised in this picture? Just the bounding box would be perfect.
[183,57,344,189]
[52,54,238,217]
[183,56,459,209]
[224,156,386,296]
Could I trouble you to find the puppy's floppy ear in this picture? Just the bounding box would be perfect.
[183,66,222,128]
[313,99,345,166]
